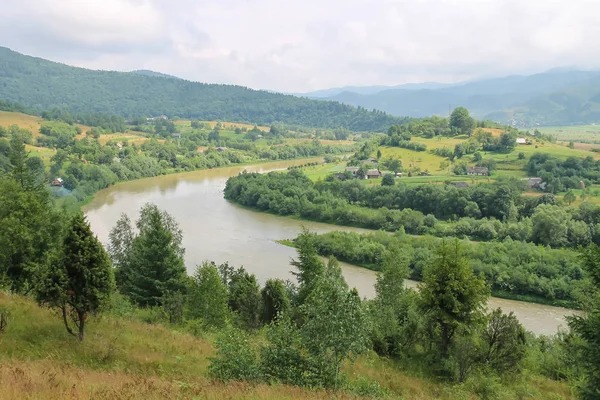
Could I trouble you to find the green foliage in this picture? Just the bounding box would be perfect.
[381,173,395,186]
[419,240,489,356]
[450,107,476,136]
[482,309,527,374]
[527,153,600,193]
[225,267,262,329]
[111,204,187,307]
[35,213,114,340]
[187,262,230,329]
[261,279,291,324]
[209,328,261,381]
[568,244,600,399]
[300,259,370,388]
[291,228,325,304]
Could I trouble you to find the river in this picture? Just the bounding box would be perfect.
[85,158,576,335]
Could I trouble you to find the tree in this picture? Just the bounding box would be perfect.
[381,174,395,186]
[107,213,135,290]
[36,213,113,341]
[187,262,229,328]
[419,240,489,357]
[370,247,421,357]
[564,189,576,205]
[300,259,369,388]
[227,267,262,329]
[261,279,291,323]
[291,229,325,304]
[124,204,187,306]
[376,149,382,160]
[482,308,527,374]
[449,107,475,136]
[531,204,570,247]
[568,244,600,399]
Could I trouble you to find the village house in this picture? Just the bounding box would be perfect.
[171,133,182,139]
[146,115,168,122]
[466,166,489,176]
[366,169,381,179]
[345,166,359,176]
[522,177,545,190]
[51,177,64,187]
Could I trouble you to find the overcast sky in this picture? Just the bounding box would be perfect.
[1,0,599,92]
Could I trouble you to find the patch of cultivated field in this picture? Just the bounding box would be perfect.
[537,124,600,142]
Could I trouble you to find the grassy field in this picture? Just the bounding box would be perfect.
[0,294,574,400]
[0,111,45,134]
[537,124,600,142]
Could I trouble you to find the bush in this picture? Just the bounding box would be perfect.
[209,328,261,381]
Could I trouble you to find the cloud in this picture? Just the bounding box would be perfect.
[1,0,599,91]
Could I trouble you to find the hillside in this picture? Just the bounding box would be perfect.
[0,47,403,131]
[311,70,600,126]
[0,294,573,400]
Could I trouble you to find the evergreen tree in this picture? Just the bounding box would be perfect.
[36,213,113,341]
[419,240,489,357]
[291,229,325,304]
[126,204,187,306]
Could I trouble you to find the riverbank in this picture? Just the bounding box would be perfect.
[276,239,580,309]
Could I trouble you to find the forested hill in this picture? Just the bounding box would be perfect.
[0,47,404,131]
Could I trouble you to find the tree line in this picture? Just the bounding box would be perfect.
[224,169,600,249]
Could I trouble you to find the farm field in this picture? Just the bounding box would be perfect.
[536,124,600,142]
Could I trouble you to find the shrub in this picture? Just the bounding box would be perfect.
[209,328,261,381]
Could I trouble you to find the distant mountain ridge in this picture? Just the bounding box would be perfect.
[301,70,600,126]
[130,70,181,80]
[297,82,454,98]
[0,47,404,131]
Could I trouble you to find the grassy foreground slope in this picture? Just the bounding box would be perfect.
[0,294,573,400]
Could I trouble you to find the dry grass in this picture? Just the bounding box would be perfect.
[0,111,45,135]
[0,294,574,400]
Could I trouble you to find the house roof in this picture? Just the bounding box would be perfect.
[345,167,359,172]
[367,169,380,176]
[516,138,527,144]
[467,166,488,173]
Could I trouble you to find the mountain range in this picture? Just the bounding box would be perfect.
[1,45,599,128]
[298,69,600,126]
[0,47,402,131]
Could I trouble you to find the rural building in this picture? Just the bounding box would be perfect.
[216,147,227,152]
[466,166,489,176]
[522,177,544,190]
[395,172,403,177]
[171,133,182,139]
[450,181,469,188]
[51,178,64,187]
[345,166,359,176]
[366,169,381,179]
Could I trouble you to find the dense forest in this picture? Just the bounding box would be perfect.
[0,47,405,131]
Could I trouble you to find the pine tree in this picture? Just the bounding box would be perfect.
[291,228,324,304]
[36,213,113,341]
[419,239,489,357]
[126,204,187,306]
